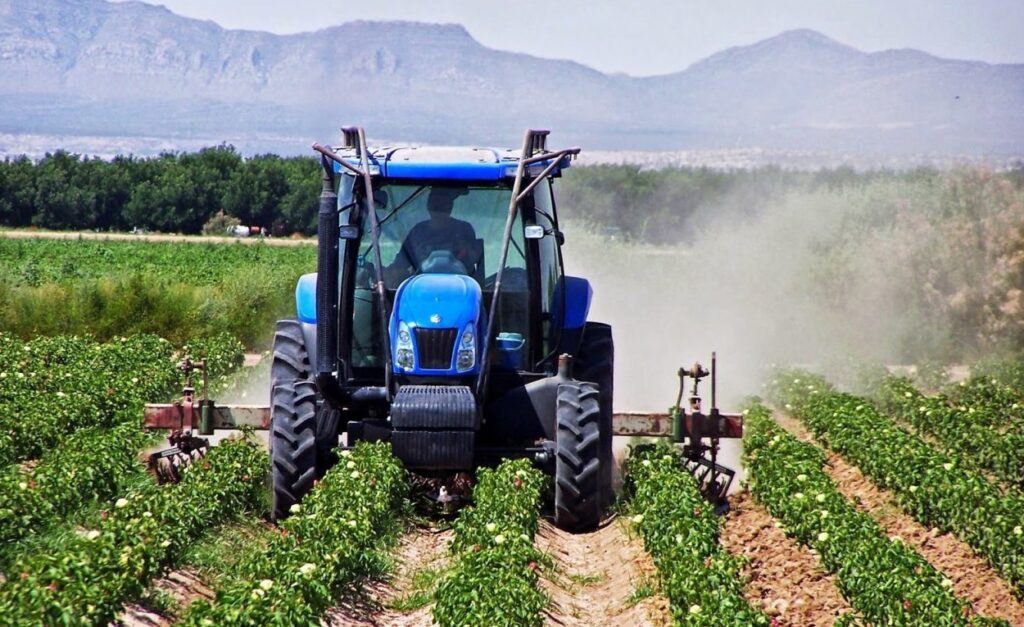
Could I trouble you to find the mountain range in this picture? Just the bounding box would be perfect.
[1,0,1022,155]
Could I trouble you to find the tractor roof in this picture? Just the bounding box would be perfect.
[331,145,574,182]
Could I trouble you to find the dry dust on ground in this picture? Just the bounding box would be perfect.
[720,491,851,625]
[535,519,670,627]
[325,526,453,627]
[775,413,1024,625]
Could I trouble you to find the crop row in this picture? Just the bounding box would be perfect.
[0,437,267,625]
[625,442,768,626]
[744,403,1003,625]
[434,458,548,627]
[0,422,151,562]
[0,332,244,467]
[770,370,1024,595]
[876,376,1024,489]
[183,439,408,626]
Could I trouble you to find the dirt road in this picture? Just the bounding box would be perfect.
[0,229,316,246]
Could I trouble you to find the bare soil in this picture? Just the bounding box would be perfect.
[721,491,852,625]
[325,526,454,627]
[116,569,213,626]
[775,413,1024,625]
[535,518,670,627]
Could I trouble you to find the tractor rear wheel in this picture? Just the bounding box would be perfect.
[554,380,602,532]
[271,380,317,521]
[271,318,341,476]
[574,322,614,508]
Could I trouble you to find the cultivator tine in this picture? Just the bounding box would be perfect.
[147,430,210,485]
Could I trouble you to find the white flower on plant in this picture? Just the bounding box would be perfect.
[641,459,651,467]
[86,530,101,540]
[348,519,358,528]
[115,498,129,508]
[943,462,954,471]
[350,470,360,479]
[819,510,829,519]
[909,486,918,493]
[632,514,644,524]
[485,522,497,533]
[817,532,829,542]
[675,533,684,543]
[18,481,27,490]
[815,494,826,503]
[346,461,356,470]
[519,534,529,542]
[259,579,274,591]
[689,604,701,615]
[773,521,783,529]
[515,469,528,478]
[662,454,673,462]
[142,511,152,518]
[251,589,265,599]
[794,492,804,500]
[161,540,171,548]
[941,578,953,588]
[904,391,913,398]
[299,563,316,576]
[340,450,351,457]
[494,534,505,545]
[289,504,301,514]
[796,474,807,482]
[890,535,903,544]
[1014,526,1023,536]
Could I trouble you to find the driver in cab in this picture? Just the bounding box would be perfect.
[384,187,478,283]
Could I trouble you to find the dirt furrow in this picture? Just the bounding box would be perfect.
[535,519,670,627]
[775,412,1024,624]
[720,491,852,625]
[325,526,453,627]
[115,569,213,626]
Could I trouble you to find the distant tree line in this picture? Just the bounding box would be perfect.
[0,147,321,235]
[1,147,1021,244]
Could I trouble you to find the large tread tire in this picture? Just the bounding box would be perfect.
[270,319,312,394]
[271,318,340,481]
[574,322,614,509]
[271,380,317,521]
[554,381,602,532]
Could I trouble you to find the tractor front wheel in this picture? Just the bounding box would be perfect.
[271,380,317,521]
[554,380,602,532]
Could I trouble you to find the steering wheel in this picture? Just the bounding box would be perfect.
[420,250,468,275]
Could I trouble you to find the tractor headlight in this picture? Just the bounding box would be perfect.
[457,324,476,372]
[396,322,414,370]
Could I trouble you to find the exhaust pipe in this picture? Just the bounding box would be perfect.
[315,155,344,407]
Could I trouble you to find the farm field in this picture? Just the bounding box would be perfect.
[2,234,1024,626]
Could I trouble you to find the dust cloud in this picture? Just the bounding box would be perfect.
[566,184,930,413]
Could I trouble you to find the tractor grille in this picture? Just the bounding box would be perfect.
[414,328,457,369]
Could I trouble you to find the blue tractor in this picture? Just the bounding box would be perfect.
[269,128,614,531]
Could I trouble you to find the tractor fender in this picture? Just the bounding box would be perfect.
[295,273,319,371]
[484,369,572,442]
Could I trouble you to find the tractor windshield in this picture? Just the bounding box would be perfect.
[350,182,532,371]
[363,183,523,286]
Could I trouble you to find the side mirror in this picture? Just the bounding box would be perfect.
[555,231,565,245]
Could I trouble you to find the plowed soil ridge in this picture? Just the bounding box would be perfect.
[325,526,453,627]
[775,412,1024,625]
[721,491,852,625]
[535,519,670,627]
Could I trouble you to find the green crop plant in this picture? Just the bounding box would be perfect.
[624,442,769,626]
[0,437,267,625]
[769,370,1024,596]
[433,459,547,627]
[182,442,408,626]
[744,403,1004,625]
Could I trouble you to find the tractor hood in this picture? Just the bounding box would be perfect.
[389,274,483,376]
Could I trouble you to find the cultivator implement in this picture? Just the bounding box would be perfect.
[143,353,743,510]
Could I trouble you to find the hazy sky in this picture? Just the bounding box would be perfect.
[120,0,1024,76]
